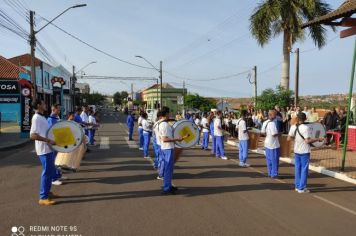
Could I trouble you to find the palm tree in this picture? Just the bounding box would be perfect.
[250,0,334,90]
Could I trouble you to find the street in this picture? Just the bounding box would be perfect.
[1,109,356,236]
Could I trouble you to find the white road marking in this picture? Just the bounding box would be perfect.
[124,137,139,149]
[99,137,110,149]
[313,195,356,217]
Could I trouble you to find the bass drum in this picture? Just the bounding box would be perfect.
[47,120,84,153]
[172,119,200,148]
[305,122,326,148]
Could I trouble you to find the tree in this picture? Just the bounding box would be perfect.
[82,92,106,105]
[250,0,334,90]
[113,92,122,105]
[121,91,129,100]
[185,94,216,112]
[256,86,293,111]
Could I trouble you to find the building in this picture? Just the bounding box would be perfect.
[8,54,73,114]
[141,83,186,114]
[0,55,30,122]
[76,82,90,94]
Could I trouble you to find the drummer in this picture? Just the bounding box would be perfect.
[30,99,57,206]
[236,110,250,167]
[159,106,183,195]
[80,105,90,137]
[127,112,135,141]
[287,112,324,193]
[261,110,280,178]
[209,112,216,155]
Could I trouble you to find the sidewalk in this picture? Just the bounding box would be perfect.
[0,125,30,151]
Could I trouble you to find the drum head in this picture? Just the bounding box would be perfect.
[172,120,199,148]
[306,122,326,148]
[47,120,84,153]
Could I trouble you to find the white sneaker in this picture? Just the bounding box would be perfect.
[139,148,143,151]
[156,176,163,180]
[144,156,151,159]
[221,156,228,160]
[295,188,298,192]
[52,180,62,186]
[243,163,251,167]
[297,188,310,193]
[239,162,245,167]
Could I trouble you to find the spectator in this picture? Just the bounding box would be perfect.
[307,107,319,122]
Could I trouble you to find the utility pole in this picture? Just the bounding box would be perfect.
[156,79,159,109]
[294,48,300,107]
[131,83,134,101]
[183,80,185,116]
[72,65,76,108]
[253,66,257,106]
[159,61,163,109]
[29,11,37,101]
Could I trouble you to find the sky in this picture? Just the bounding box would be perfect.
[0,0,355,98]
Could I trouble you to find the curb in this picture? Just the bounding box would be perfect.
[0,139,31,151]
[226,140,356,185]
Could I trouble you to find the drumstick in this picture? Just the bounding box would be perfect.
[182,134,190,140]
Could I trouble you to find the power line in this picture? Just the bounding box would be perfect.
[164,69,251,82]
[38,16,157,71]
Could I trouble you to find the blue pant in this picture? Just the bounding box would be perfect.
[215,136,225,158]
[157,145,164,177]
[153,136,159,168]
[138,127,144,148]
[39,152,56,199]
[202,132,209,149]
[143,132,151,157]
[128,126,134,140]
[197,131,201,145]
[265,148,280,177]
[84,129,89,137]
[161,149,174,192]
[52,151,62,181]
[239,140,249,163]
[211,135,216,154]
[89,129,95,145]
[294,153,310,190]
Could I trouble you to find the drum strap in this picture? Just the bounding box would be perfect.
[263,120,271,133]
[295,125,306,140]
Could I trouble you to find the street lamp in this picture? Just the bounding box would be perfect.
[72,61,97,108]
[29,4,87,101]
[135,55,163,109]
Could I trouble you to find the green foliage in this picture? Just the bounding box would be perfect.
[113,92,122,105]
[185,94,216,112]
[121,91,129,100]
[82,92,106,105]
[256,86,293,111]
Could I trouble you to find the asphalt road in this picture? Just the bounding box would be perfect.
[1,109,356,236]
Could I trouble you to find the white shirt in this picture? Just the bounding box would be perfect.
[237,118,249,141]
[194,118,201,130]
[288,124,311,154]
[142,119,152,133]
[261,120,280,149]
[214,118,223,136]
[153,119,164,146]
[89,115,96,125]
[201,117,209,133]
[30,113,52,155]
[138,116,143,128]
[80,111,89,130]
[159,121,174,150]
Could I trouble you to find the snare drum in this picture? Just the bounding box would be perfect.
[172,119,200,148]
[47,120,84,153]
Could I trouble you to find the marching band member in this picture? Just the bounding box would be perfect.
[47,104,66,186]
[159,107,183,194]
[201,112,210,150]
[209,112,216,155]
[236,110,250,167]
[214,111,228,160]
[30,99,57,206]
[287,112,324,193]
[194,114,201,145]
[127,112,135,141]
[142,113,152,159]
[88,110,98,145]
[137,112,144,151]
[80,105,90,137]
[261,110,280,178]
[153,111,164,176]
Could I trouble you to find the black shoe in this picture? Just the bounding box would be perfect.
[171,186,178,191]
[161,189,176,195]
[86,149,91,153]
[129,139,134,141]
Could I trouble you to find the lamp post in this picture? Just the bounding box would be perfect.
[72,61,96,108]
[29,4,87,101]
[135,55,162,109]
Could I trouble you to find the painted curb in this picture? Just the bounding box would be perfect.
[226,139,356,185]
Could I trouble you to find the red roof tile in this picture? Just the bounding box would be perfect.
[0,55,28,80]
[8,53,42,67]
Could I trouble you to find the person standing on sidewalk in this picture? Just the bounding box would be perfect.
[142,113,152,159]
[236,110,250,167]
[209,112,216,155]
[214,111,228,160]
[47,104,66,186]
[137,112,144,151]
[127,112,135,141]
[30,99,57,206]
[80,105,90,137]
[88,110,97,145]
[261,110,280,178]
[287,112,324,193]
